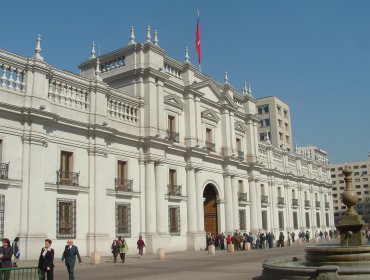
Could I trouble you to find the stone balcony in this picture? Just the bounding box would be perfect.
[57,170,80,186]
[0,163,9,179]
[115,178,133,192]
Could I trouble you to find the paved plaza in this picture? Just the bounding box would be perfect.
[18,241,327,280]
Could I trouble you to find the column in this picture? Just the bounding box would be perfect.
[139,158,146,233]
[224,175,233,233]
[145,160,156,233]
[195,169,204,232]
[255,181,262,230]
[285,186,292,231]
[155,162,166,234]
[271,182,279,231]
[248,179,258,232]
[231,177,239,230]
[186,167,197,233]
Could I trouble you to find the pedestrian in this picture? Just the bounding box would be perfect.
[0,238,13,280]
[278,232,285,247]
[119,237,128,263]
[111,239,120,263]
[220,233,225,250]
[137,235,145,258]
[12,236,20,267]
[61,239,82,280]
[38,239,55,280]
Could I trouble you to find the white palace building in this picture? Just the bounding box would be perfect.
[0,28,334,260]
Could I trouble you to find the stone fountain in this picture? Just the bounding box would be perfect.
[262,166,370,279]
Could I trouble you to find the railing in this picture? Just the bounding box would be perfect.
[0,162,9,179]
[57,170,80,186]
[292,198,299,207]
[238,192,248,202]
[115,178,133,192]
[277,197,285,205]
[0,62,26,94]
[0,266,42,280]
[261,195,268,204]
[48,79,89,110]
[166,130,179,142]
[100,56,125,72]
[167,184,182,196]
[304,200,310,207]
[164,63,181,78]
[205,141,215,152]
[315,201,321,208]
[325,202,330,209]
[237,151,244,160]
[107,97,139,123]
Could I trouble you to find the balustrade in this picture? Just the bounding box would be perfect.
[0,63,25,93]
[325,202,330,209]
[107,98,139,123]
[167,184,182,196]
[261,195,269,204]
[238,192,248,202]
[277,197,285,205]
[48,80,89,110]
[304,200,310,208]
[164,63,181,77]
[166,130,179,142]
[315,201,321,208]
[115,178,133,192]
[205,141,215,152]
[101,57,125,72]
[237,151,244,160]
[292,198,299,207]
[57,170,80,186]
[0,163,9,179]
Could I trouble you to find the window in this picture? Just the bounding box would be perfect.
[355,179,360,182]
[0,195,4,239]
[316,212,320,227]
[354,166,359,169]
[354,172,359,176]
[116,203,131,237]
[279,132,283,141]
[305,212,310,229]
[293,212,298,230]
[364,184,369,188]
[238,180,243,193]
[236,138,242,152]
[57,198,76,239]
[339,180,344,184]
[338,167,343,171]
[60,151,73,185]
[330,168,335,171]
[168,169,180,195]
[169,206,180,235]
[278,211,284,230]
[363,178,368,182]
[361,164,367,168]
[262,211,268,230]
[285,135,290,145]
[355,185,361,189]
[116,160,129,190]
[168,115,175,133]
[257,105,269,114]
[325,213,329,227]
[206,128,212,142]
[284,123,289,131]
[0,140,2,163]
[362,171,368,176]
[259,119,270,127]
[239,210,246,231]
[259,132,271,141]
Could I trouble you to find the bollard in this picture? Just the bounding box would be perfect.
[246,242,251,251]
[208,244,215,255]
[157,248,165,259]
[91,252,101,264]
[227,243,234,253]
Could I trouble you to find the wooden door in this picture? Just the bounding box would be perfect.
[203,185,218,234]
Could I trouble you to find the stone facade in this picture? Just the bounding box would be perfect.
[0,33,334,260]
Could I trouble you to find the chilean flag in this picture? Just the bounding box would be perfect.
[195,9,201,65]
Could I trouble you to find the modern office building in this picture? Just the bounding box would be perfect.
[297,146,329,164]
[256,96,293,151]
[0,30,334,260]
[330,154,370,225]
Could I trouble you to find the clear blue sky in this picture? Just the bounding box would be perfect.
[1,0,369,163]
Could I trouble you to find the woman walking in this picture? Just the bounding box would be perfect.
[0,238,13,280]
[38,239,55,280]
[118,237,128,263]
[111,239,120,263]
[137,235,145,258]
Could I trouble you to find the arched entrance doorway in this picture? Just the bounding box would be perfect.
[203,184,218,234]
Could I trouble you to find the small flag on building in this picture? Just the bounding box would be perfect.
[195,9,202,69]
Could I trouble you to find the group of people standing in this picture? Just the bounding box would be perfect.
[111,235,146,263]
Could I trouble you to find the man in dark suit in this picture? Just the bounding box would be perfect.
[61,240,82,280]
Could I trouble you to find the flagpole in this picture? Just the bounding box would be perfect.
[196,8,202,72]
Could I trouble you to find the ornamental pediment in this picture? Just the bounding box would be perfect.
[189,80,221,103]
[201,109,220,123]
[234,121,247,133]
[164,94,184,110]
